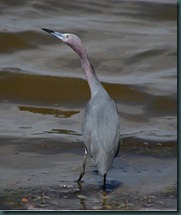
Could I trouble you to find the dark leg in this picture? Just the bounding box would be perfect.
[103,173,107,189]
[77,149,87,182]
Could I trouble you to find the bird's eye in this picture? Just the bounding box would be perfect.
[66,35,69,38]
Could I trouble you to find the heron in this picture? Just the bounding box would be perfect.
[42,28,120,188]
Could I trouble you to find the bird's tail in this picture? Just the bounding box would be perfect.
[94,151,115,176]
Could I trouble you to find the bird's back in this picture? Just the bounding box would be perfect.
[82,89,120,175]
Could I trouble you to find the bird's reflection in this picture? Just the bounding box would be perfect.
[76,180,121,210]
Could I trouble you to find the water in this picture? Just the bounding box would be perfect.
[0,0,177,210]
[0,0,177,142]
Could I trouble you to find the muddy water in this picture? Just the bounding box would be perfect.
[0,0,177,211]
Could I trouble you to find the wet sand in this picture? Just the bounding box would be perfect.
[0,137,177,210]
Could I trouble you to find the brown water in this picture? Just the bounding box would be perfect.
[0,0,177,142]
[0,0,177,211]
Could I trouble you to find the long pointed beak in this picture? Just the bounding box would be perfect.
[41,28,65,39]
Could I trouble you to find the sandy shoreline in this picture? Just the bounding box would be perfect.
[0,136,177,210]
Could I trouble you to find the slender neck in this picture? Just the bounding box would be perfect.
[78,51,102,97]
[70,41,104,97]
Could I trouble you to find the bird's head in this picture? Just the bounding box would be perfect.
[42,28,85,58]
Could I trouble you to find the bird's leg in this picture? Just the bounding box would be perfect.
[103,173,107,189]
[77,148,87,182]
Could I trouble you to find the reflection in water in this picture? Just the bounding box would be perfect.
[76,179,122,210]
[101,191,110,209]
[19,106,79,118]
[77,191,111,210]
[76,186,122,210]
[77,195,87,210]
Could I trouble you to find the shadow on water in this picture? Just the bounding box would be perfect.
[91,170,121,191]
[103,180,121,192]
[77,179,121,193]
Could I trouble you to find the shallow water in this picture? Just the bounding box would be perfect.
[0,137,177,210]
[0,0,177,210]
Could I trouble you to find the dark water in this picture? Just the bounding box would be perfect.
[0,0,177,143]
